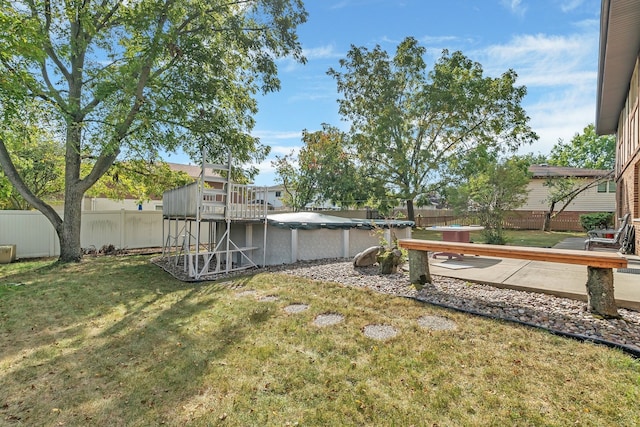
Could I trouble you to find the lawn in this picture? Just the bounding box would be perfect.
[1,255,639,426]
[412,228,586,248]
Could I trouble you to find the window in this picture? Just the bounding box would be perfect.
[597,180,616,193]
[275,191,282,197]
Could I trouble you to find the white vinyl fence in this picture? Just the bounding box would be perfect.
[0,210,164,259]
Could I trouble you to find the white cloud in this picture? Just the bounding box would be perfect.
[253,130,302,140]
[558,0,585,13]
[479,32,598,87]
[303,44,343,60]
[520,86,596,155]
[477,29,599,155]
[501,0,527,16]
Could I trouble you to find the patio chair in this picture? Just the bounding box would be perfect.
[585,213,630,251]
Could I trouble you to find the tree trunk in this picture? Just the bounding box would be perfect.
[542,212,552,232]
[542,200,556,232]
[406,199,415,222]
[377,248,402,274]
[585,267,619,318]
[58,188,84,262]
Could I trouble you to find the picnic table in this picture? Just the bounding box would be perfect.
[428,225,484,259]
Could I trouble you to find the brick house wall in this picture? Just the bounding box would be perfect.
[613,55,640,254]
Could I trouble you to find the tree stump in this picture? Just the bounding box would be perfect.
[408,250,431,285]
[377,248,402,274]
[585,267,620,318]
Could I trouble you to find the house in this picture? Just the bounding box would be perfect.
[596,0,640,254]
[516,165,615,212]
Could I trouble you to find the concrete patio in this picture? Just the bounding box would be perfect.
[429,238,640,310]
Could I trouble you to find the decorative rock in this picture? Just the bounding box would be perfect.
[353,246,382,267]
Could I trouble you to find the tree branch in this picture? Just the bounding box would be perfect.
[0,138,62,229]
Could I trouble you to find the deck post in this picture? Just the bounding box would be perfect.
[408,249,431,285]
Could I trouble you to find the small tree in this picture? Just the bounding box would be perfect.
[273,124,379,210]
[541,123,616,231]
[272,150,318,212]
[449,154,530,244]
[541,172,613,231]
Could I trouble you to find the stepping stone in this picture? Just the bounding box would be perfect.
[284,303,309,314]
[258,295,279,302]
[363,324,398,340]
[235,290,257,298]
[417,315,457,331]
[313,313,344,327]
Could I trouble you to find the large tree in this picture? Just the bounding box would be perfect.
[0,0,307,262]
[549,123,616,169]
[328,37,537,221]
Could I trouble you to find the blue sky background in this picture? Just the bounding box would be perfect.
[166,0,603,186]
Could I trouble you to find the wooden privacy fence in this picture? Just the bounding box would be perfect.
[0,208,591,259]
[409,210,588,232]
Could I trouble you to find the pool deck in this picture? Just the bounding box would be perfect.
[428,238,640,310]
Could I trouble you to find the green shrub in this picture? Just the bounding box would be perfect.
[579,212,614,232]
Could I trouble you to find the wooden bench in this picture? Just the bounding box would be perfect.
[397,239,628,318]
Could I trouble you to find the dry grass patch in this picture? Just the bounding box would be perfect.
[1,256,639,426]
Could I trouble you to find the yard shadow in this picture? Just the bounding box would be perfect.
[0,272,274,425]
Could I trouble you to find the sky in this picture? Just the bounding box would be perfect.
[166,0,603,186]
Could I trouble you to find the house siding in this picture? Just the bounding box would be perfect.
[516,179,616,212]
[615,55,640,254]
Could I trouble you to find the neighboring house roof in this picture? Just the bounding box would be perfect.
[529,165,612,178]
[166,162,202,179]
[166,162,224,184]
[596,0,640,134]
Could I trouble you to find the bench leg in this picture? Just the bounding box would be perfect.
[408,250,431,285]
[585,267,620,319]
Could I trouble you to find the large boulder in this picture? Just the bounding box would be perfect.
[353,246,382,267]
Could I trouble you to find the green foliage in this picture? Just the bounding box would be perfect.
[548,124,615,169]
[328,38,537,220]
[273,124,381,210]
[579,212,614,232]
[446,147,532,233]
[0,0,307,261]
[272,150,319,211]
[447,152,531,245]
[0,106,65,209]
[86,160,193,204]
